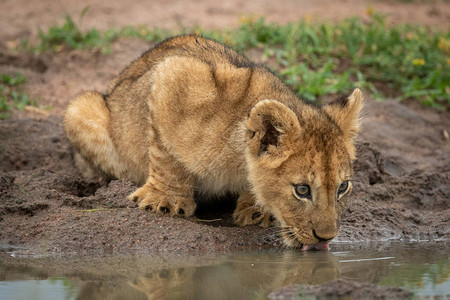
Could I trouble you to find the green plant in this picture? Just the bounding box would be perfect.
[0,95,10,119]
[35,7,119,53]
[0,73,39,118]
[2,73,27,86]
[117,25,171,42]
[223,13,449,107]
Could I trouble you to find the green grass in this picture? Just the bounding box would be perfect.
[21,7,119,53]
[217,14,449,107]
[22,9,450,108]
[0,73,39,119]
[35,16,116,53]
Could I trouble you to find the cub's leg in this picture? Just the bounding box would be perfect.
[128,128,196,217]
[233,191,276,228]
[64,91,128,179]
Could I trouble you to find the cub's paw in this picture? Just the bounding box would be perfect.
[233,204,276,228]
[128,185,196,217]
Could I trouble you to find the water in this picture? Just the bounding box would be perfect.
[1,242,448,299]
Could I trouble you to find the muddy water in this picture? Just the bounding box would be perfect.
[1,242,449,299]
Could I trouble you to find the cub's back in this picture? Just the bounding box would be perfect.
[108,35,258,93]
[104,35,299,191]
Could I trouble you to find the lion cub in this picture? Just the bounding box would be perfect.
[65,35,363,249]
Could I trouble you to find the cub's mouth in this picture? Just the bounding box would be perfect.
[282,229,330,251]
[300,242,329,251]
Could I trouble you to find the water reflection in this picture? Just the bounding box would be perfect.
[1,242,449,300]
[129,251,340,300]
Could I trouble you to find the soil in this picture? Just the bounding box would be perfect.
[0,0,449,297]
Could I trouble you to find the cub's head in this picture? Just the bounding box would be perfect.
[245,89,364,249]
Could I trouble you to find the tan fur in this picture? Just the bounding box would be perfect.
[64,35,363,247]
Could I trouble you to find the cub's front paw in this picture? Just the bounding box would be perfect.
[233,204,276,228]
[128,185,196,217]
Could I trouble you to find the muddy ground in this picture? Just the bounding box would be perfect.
[0,0,449,298]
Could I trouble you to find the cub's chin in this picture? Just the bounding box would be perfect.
[281,230,330,251]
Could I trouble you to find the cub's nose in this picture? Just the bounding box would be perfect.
[313,230,336,242]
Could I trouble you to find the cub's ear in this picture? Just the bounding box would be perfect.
[324,88,364,141]
[246,100,301,168]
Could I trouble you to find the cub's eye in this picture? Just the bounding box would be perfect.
[294,184,311,199]
[338,181,349,195]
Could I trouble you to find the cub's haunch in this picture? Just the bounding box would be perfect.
[64,35,363,249]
